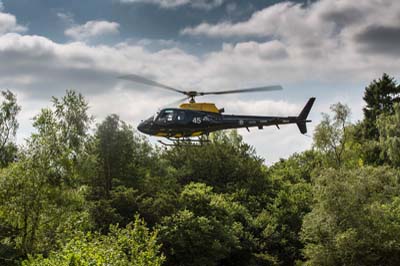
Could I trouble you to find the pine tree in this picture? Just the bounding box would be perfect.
[362,73,400,140]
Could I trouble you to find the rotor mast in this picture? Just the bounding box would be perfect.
[187,91,197,103]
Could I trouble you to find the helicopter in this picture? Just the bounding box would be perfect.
[119,74,315,145]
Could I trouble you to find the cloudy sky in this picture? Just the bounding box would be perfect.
[1,0,399,163]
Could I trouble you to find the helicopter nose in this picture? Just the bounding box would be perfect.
[137,120,151,134]
[137,122,146,133]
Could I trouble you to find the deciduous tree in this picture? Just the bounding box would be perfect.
[0,90,20,167]
[377,103,400,166]
[313,103,352,168]
[302,167,400,266]
[23,217,164,266]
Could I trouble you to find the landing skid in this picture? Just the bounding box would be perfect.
[157,136,210,146]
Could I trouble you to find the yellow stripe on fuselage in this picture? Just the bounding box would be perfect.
[191,131,203,136]
[155,132,168,137]
[156,132,203,137]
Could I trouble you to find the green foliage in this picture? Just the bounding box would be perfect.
[31,90,92,184]
[313,103,354,168]
[159,182,256,266]
[359,74,400,165]
[137,172,180,226]
[0,90,21,167]
[23,216,164,266]
[2,74,400,266]
[89,187,139,232]
[90,114,152,197]
[0,90,93,264]
[164,130,267,194]
[256,152,317,265]
[88,114,164,230]
[0,155,90,262]
[362,73,400,140]
[377,103,400,166]
[302,167,400,266]
[0,142,18,168]
[52,90,91,153]
[160,210,234,266]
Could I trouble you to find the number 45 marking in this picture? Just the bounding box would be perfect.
[192,117,202,124]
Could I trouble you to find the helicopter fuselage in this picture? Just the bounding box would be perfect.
[137,97,315,138]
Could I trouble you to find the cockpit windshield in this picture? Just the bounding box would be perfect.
[154,109,185,123]
[153,111,160,121]
[155,109,174,122]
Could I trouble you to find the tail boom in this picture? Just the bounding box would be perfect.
[217,97,315,134]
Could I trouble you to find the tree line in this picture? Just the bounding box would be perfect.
[0,73,400,265]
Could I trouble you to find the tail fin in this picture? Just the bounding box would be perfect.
[297,97,316,134]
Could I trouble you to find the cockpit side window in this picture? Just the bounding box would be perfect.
[176,111,185,121]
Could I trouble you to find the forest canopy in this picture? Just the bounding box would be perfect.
[1,73,400,266]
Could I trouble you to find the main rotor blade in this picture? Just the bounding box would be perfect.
[118,74,186,95]
[163,96,190,108]
[199,85,283,96]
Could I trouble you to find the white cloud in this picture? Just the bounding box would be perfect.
[191,0,223,10]
[57,12,74,25]
[119,0,224,10]
[120,0,188,8]
[178,0,400,86]
[181,0,400,59]
[135,38,181,50]
[181,2,296,37]
[182,0,400,40]
[65,20,120,40]
[225,99,299,116]
[0,11,27,34]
